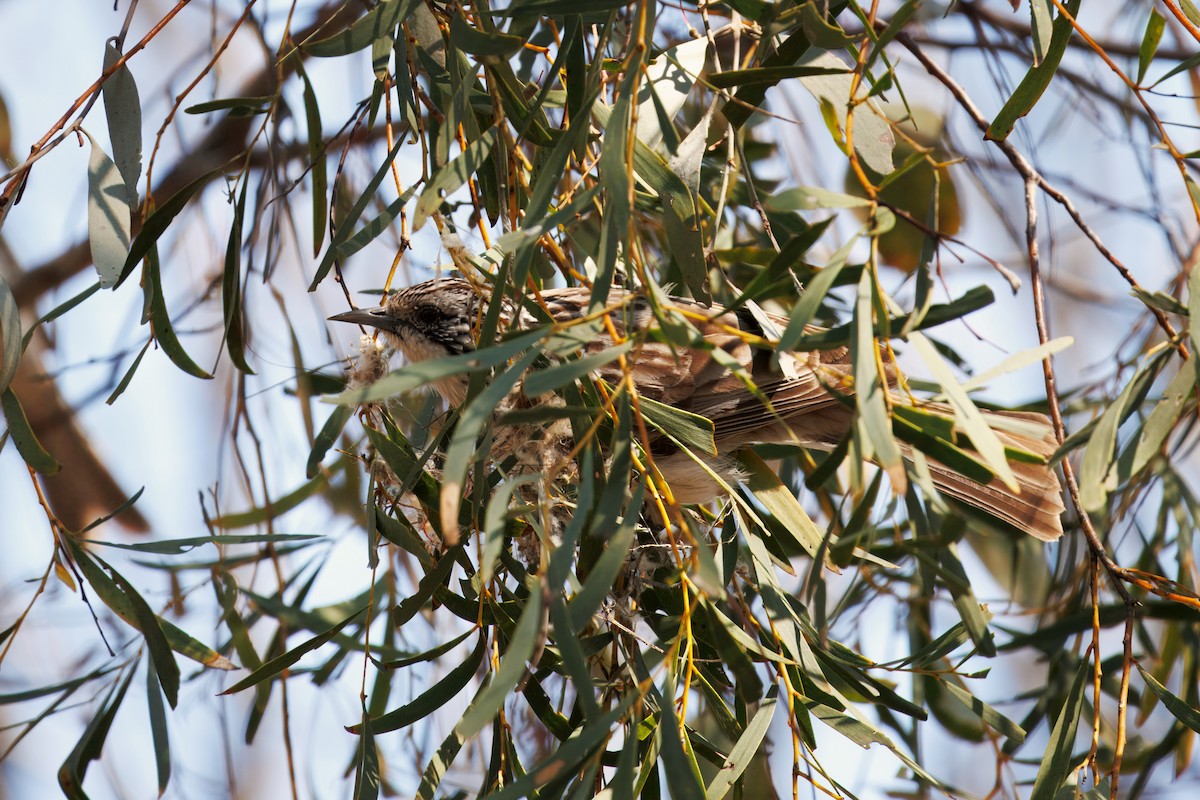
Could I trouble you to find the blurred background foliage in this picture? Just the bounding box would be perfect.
[2,0,1200,798]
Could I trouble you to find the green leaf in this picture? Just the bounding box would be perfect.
[567,485,640,629]
[1138,664,1200,732]
[1029,657,1090,800]
[61,535,234,669]
[307,405,352,479]
[104,559,181,708]
[298,64,327,258]
[456,584,544,738]
[523,340,632,396]
[144,654,171,795]
[1131,359,1197,477]
[798,51,894,175]
[309,137,403,290]
[638,395,718,456]
[413,128,499,230]
[183,96,274,116]
[483,695,638,800]
[221,607,366,695]
[853,269,905,489]
[739,450,827,562]
[83,131,131,289]
[705,696,776,800]
[776,233,858,351]
[1030,0,1054,65]
[222,177,253,373]
[449,14,525,58]
[101,43,141,207]
[909,331,1018,491]
[57,667,135,800]
[440,349,540,541]
[986,0,1082,141]
[144,249,212,378]
[304,0,418,57]
[91,533,322,555]
[0,273,19,392]
[1078,347,1170,513]
[117,164,227,287]
[481,475,537,582]
[1138,10,1167,84]
[1,387,60,474]
[939,680,1026,744]
[211,473,328,528]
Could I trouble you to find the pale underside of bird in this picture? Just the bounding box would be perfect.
[330,278,1066,542]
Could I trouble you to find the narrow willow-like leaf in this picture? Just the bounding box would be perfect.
[309,137,403,289]
[986,0,1082,140]
[1029,657,1090,800]
[705,696,776,800]
[1137,9,1167,84]
[144,654,171,795]
[221,607,366,695]
[1,387,60,474]
[484,695,638,800]
[1131,360,1197,477]
[222,177,253,373]
[105,561,181,707]
[360,637,487,734]
[638,395,718,456]
[57,667,135,800]
[324,328,547,406]
[567,485,641,629]
[448,13,524,57]
[353,709,380,800]
[1138,664,1200,732]
[523,340,632,397]
[117,165,227,287]
[304,0,417,57]
[307,405,352,478]
[83,131,130,288]
[853,269,905,489]
[91,533,321,555]
[910,331,1018,491]
[739,450,827,562]
[1079,347,1170,513]
[413,128,498,230]
[939,681,1026,745]
[440,349,540,543]
[61,535,233,669]
[211,474,328,528]
[101,43,141,206]
[0,273,19,392]
[455,586,544,738]
[144,249,212,378]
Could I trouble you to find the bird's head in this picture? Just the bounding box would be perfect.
[329,278,482,362]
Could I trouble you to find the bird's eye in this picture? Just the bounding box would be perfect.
[416,306,440,324]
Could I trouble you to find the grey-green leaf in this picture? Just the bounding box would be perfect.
[102,43,141,207]
[84,132,131,289]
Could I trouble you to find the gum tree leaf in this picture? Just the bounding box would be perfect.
[455,583,544,738]
[909,331,1019,491]
[413,128,498,230]
[798,51,894,175]
[83,131,131,289]
[1,387,60,474]
[705,696,776,800]
[1029,658,1090,800]
[986,0,1082,141]
[0,273,19,392]
[101,43,141,206]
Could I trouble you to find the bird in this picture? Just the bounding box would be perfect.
[330,277,1065,542]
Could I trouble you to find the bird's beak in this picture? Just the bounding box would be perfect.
[328,306,398,332]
